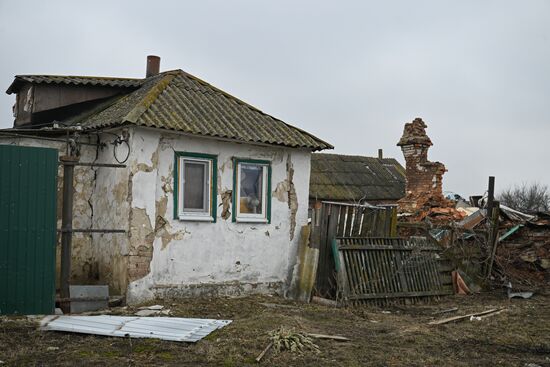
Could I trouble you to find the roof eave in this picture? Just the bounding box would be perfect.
[92,124,330,151]
[6,78,21,95]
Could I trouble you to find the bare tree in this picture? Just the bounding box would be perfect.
[498,182,550,213]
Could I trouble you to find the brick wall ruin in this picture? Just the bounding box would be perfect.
[397,118,451,213]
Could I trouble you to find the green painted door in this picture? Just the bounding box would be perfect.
[0,144,58,315]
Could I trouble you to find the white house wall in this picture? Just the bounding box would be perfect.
[88,131,132,294]
[126,127,311,304]
[0,128,313,303]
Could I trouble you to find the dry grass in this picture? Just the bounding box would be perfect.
[1,291,549,366]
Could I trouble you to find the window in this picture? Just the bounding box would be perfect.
[174,152,217,222]
[233,159,271,223]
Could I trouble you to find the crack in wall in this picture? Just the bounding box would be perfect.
[272,154,298,240]
[220,190,232,220]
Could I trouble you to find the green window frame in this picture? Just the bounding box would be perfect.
[173,152,218,222]
[232,158,272,223]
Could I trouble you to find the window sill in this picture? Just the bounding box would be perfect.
[235,217,269,224]
[178,215,214,222]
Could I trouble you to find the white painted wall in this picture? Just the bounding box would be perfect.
[0,128,313,303]
[126,127,311,303]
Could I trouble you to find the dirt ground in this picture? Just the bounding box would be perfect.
[1,291,549,367]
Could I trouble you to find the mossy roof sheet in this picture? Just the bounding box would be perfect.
[63,70,332,151]
[310,153,406,201]
[6,75,143,94]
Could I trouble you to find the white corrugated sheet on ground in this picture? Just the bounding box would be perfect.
[40,315,231,342]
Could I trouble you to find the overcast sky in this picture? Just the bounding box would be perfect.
[1,0,548,197]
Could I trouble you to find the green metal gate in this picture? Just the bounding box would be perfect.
[0,144,58,315]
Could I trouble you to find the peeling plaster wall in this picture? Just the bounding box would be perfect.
[1,127,313,303]
[125,128,311,304]
[88,131,132,294]
[0,136,98,288]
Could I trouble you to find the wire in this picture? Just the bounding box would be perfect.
[113,137,130,164]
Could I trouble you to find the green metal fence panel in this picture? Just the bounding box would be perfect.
[0,144,58,315]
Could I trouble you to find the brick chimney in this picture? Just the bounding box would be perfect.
[397,118,449,212]
[146,55,160,77]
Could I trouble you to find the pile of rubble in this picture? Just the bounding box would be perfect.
[396,118,464,223]
[494,212,550,287]
[395,118,549,290]
[436,195,548,289]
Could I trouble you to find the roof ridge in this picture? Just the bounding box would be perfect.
[122,73,177,124]
[175,69,333,149]
[14,74,143,81]
[314,152,384,159]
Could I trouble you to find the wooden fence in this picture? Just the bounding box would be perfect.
[333,237,453,305]
[310,201,398,298]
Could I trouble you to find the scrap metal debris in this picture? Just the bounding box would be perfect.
[40,315,231,342]
[452,271,471,295]
[506,282,534,299]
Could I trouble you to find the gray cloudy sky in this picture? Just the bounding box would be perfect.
[1,0,548,197]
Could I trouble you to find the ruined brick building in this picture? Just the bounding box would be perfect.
[397,118,452,213]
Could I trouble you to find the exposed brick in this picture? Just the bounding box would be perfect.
[397,118,452,213]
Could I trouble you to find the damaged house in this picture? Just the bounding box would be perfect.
[309,151,405,206]
[397,118,458,221]
[1,56,332,306]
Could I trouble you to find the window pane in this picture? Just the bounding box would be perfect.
[183,162,206,210]
[239,164,263,214]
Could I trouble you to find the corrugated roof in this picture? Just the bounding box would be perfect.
[310,153,406,201]
[68,70,331,151]
[40,315,231,342]
[6,75,143,94]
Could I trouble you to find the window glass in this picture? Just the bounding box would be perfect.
[183,161,206,210]
[239,164,263,214]
[176,153,217,222]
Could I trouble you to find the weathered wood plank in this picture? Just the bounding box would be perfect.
[339,245,440,251]
[344,207,355,237]
[336,205,347,237]
[351,208,363,236]
[348,290,452,300]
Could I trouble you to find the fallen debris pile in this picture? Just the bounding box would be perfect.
[398,180,549,292]
[494,214,550,288]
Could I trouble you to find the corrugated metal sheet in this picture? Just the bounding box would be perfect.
[310,153,406,201]
[0,145,58,315]
[40,315,232,342]
[6,75,143,94]
[69,70,332,151]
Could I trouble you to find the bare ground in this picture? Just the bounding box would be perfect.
[1,291,549,366]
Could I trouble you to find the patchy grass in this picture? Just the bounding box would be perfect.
[1,292,549,366]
